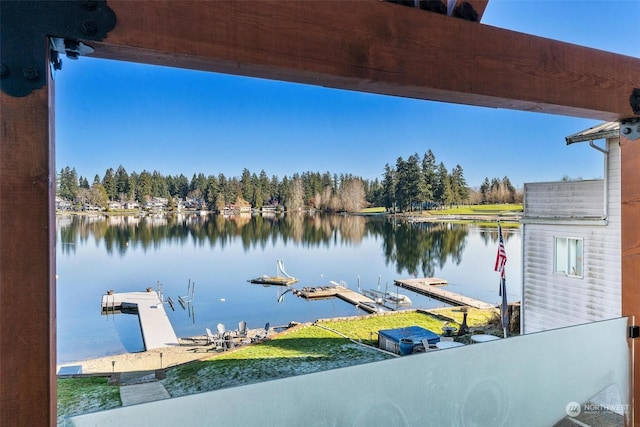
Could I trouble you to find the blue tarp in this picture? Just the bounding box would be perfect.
[378,325,440,345]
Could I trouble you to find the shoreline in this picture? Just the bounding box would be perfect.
[57,338,212,375]
[57,307,509,376]
[57,329,269,375]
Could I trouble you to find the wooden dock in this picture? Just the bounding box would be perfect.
[101,290,180,350]
[248,276,298,286]
[394,278,496,310]
[294,285,385,314]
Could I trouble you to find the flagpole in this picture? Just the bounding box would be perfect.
[502,277,508,338]
[495,221,509,338]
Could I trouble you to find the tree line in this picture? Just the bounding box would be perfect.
[379,151,469,212]
[59,213,493,278]
[57,150,520,212]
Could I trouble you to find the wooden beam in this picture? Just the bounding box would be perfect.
[89,0,640,121]
[0,60,56,425]
[621,132,640,426]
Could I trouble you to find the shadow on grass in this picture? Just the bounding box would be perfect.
[162,336,392,397]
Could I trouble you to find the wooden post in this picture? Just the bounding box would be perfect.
[0,59,56,425]
[621,130,640,426]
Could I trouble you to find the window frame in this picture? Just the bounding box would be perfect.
[553,236,584,278]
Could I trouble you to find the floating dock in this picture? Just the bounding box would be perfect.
[248,276,299,286]
[101,290,180,350]
[248,259,298,286]
[294,285,386,314]
[394,278,496,310]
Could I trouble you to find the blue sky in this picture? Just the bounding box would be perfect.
[54,0,639,189]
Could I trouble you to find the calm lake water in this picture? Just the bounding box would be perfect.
[56,213,521,363]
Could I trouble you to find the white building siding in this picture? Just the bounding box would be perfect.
[522,138,620,333]
[524,180,604,218]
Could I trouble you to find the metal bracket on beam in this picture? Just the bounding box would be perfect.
[621,118,640,141]
[631,88,640,115]
[385,1,478,22]
[0,1,116,97]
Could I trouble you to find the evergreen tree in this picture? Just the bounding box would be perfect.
[270,175,280,205]
[58,166,78,201]
[258,170,271,205]
[421,150,436,206]
[394,157,409,211]
[137,170,152,202]
[240,168,253,203]
[367,177,383,207]
[151,170,168,198]
[480,177,490,204]
[502,176,516,203]
[433,162,452,206]
[102,168,117,201]
[206,175,219,209]
[280,176,291,208]
[442,173,455,206]
[174,174,189,199]
[405,153,423,211]
[217,174,228,207]
[127,172,138,201]
[381,163,396,211]
[450,164,468,205]
[114,165,130,201]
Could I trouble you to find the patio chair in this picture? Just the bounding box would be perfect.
[217,323,232,350]
[235,320,247,338]
[206,325,226,350]
[422,338,435,352]
[205,327,216,345]
[252,322,270,342]
[217,323,226,336]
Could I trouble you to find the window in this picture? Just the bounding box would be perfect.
[554,237,583,277]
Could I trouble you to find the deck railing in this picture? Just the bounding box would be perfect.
[69,317,632,426]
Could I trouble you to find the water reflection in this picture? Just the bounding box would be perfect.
[56,213,520,362]
[58,213,515,273]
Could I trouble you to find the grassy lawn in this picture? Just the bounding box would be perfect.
[427,204,523,216]
[359,204,522,218]
[161,309,497,397]
[359,206,386,214]
[57,309,501,418]
[57,377,121,425]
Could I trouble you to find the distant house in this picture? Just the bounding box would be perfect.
[55,197,72,211]
[261,205,277,215]
[521,122,620,333]
[183,197,203,210]
[145,197,168,211]
[223,203,252,214]
[82,203,102,212]
[107,201,122,210]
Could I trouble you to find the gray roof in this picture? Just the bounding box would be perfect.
[565,121,619,145]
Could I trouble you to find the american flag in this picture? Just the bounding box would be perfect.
[495,222,509,332]
[494,223,507,280]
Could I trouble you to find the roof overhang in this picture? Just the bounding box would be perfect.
[566,122,620,145]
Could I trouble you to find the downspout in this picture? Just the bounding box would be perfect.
[588,140,609,221]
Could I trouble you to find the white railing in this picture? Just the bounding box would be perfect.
[69,317,631,426]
